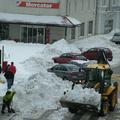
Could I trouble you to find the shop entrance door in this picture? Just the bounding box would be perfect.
[28,27,32,43]
[37,28,44,43]
[20,26,45,43]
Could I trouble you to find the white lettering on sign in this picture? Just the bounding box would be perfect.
[16,1,60,9]
[26,2,52,8]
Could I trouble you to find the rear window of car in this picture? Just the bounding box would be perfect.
[75,55,87,60]
[102,48,111,53]
[61,53,71,58]
[67,66,79,71]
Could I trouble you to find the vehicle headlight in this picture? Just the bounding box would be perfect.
[104,82,108,86]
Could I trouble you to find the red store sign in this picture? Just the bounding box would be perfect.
[16,1,60,9]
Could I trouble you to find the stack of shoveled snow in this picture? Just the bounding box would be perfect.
[61,84,101,108]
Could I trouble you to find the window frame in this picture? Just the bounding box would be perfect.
[88,21,93,35]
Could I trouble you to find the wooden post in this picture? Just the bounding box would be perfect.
[2,45,4,68]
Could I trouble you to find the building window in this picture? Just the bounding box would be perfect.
[0,23,9,40]
[82,0,84,10]
[102,0,107,6]
[104,19,113,33]
[71,27,75,39]
[88,0,90,9]
[80,23,84,36]
[93,0,96,8]
[88,21,93,34]
[20,26,44,43]
[112,0,116,5]
[78,26,81,37]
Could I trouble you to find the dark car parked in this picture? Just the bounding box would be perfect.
[81,47,113,61]
[52,52,87,64]
[47,64,86,83]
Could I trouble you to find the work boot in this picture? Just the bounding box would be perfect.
[11,108,15,113]
[8,110,11,113]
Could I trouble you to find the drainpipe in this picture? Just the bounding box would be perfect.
[65,0,68,40]
[95,0,98,34]
[66,0,68,16]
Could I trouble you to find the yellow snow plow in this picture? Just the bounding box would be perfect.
[60,57,118,116]
[60,63,118,116]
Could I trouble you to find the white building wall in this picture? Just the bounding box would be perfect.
[96,0,120,34]
[65,0,96,37]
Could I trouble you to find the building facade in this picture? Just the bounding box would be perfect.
[96,0,120,34]
[0,0,96,43]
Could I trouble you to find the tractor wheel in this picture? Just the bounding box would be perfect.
[68,108,78,113]
[109,91,117,111]
[99,100,109,116]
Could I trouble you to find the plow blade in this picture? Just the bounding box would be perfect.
[60,99,99,113]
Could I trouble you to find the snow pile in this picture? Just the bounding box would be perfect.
[52,39,80,53]
[61,84,101,107]
[11,56,74,119]
[40,39,80,61]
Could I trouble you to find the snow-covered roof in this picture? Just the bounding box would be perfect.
[0,12,81,26]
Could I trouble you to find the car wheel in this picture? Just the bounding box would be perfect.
[54,60,57,63]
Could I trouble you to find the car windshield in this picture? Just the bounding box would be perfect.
[67,66,79,71]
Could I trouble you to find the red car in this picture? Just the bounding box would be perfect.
[81,47,113,61]
[52,53,87,64]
